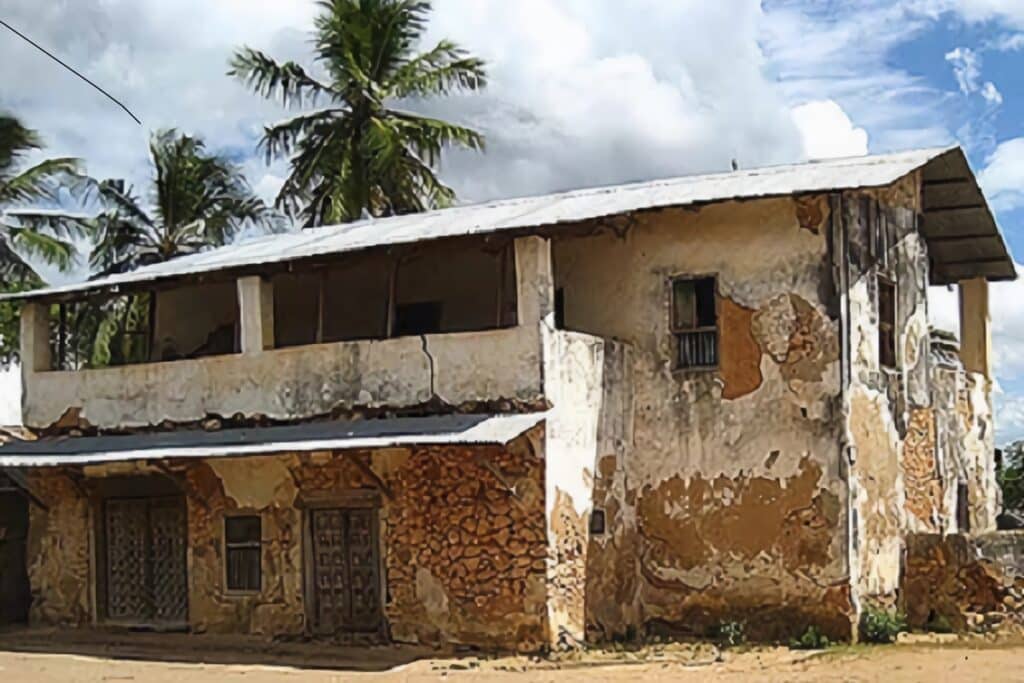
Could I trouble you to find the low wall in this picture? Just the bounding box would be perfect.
[902,533,1024,632]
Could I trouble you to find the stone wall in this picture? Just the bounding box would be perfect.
[25,429,550,651]
[902,533,1024,632]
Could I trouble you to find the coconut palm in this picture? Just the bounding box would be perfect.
[0,114,85,285]
[60,129,280,369]
[230,0,487,226]
[88,129,280,277]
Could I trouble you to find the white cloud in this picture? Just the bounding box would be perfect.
[981,81,1004,105]
[978,138,1024,211]
[790,100,869,159]
[945,46,982,95]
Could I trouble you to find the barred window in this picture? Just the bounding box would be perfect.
[225,516,261,592]
[878,277,897,369]
[672,277,718,369]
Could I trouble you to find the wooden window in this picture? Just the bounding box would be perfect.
[672,276,718,369]
[878,277,897,369]
[956,483,971,533]
[225,516,261,593]
[589,509,606,536]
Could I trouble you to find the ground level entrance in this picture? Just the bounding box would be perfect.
[0,485,29,624]
[309,506,382,635]
[103,495,188,626]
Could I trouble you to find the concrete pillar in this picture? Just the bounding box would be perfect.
[20,301,51,374]
[959,277,991,378]
[237,276,275,353]
[514,236,555,328]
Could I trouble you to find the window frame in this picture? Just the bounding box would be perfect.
[223,514,262,595]
[669,274,720,371]
[877,275,897,370]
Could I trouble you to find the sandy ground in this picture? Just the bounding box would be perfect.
[0,629,1021,682]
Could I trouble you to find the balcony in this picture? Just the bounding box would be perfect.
[21,236,555,431]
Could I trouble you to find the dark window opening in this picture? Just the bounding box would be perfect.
[589,509,606,536]
[956,483,971,533]
[554,288,566,330]
[672,276,718,369]
[394,302,443,337]
[225,516,261,592]
[878,277,897,369]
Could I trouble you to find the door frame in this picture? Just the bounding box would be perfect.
[90,475,189,629]
[299,489,385,637]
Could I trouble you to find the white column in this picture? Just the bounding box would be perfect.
[959,277,991,378]
[514,236,555,328]
[20,301,51,374]
[237,276,275,353]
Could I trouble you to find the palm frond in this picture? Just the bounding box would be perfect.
[229,47,335,108]
[0,157,82,204]
[5,224,77,271]
[388,39,487,98]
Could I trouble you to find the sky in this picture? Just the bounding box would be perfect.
[2,1,1024,440]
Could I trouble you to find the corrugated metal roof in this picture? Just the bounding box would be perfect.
[0,413,544,467]
[5,144,1011,301]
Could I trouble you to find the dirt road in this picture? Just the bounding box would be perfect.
[0,630,1019,682]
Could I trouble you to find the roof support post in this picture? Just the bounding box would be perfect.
[514,236,555,330]
[237,276,275,354]
[20,301,51,374]
[959,277,991,379]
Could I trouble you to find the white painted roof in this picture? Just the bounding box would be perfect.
[0,413,545,467]
[3,146,975,301]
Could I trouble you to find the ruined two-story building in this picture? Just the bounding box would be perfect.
[0,146,1013,648]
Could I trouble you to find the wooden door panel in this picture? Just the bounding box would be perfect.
[105,496,187,625]
[310,507,381,634]
[106,498,150,621]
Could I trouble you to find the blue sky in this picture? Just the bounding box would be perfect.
[2,1,1024,439]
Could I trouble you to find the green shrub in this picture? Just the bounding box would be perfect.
[859,607,907,644]
[714,620,746,648]
[789,625,831,650]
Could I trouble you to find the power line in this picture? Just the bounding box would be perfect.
[0,17,141,125]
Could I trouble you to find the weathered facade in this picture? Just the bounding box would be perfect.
[0,147,1014,648]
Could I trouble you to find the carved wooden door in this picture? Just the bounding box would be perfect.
[310,507,381,634]
[105,496,187,625]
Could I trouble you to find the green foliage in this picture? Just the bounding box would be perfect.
[999,443,1024,512]
[789,625,832,650]
[859,607,907,644]
[230,0,487,226]
[713,620,746,648]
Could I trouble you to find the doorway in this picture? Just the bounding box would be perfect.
[0,489,30,625]
[308,506,382,634]
[103,495,188,626]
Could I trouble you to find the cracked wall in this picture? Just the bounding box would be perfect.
[24,431,550,651]
[23,325,544,431]
[553,196,851,641]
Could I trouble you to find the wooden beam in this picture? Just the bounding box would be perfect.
[922,177,972,187]
[924,204,986,213]
[926,234,998,244]
[938,256,1011,267]
[384,259,398,339]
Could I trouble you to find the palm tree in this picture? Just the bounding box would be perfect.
[89,129,280,276]
[0,114,85,286]
[61,129,280,368]
[230,0,487,226]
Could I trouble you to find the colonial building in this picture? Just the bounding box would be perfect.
[0,146,1013,648]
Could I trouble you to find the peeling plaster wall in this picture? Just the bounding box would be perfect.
[553,197,851,640]
[541,329,636,645]
[23,325,544,430]
[842,184,928,606]
[25,431,551,651]
[25,471,91,626]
